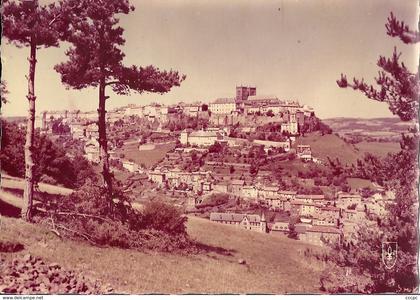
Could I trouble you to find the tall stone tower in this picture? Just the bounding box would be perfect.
[290,114,298,135]
[236,86,256,101]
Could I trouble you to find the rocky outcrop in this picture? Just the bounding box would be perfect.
[0,254,113,294]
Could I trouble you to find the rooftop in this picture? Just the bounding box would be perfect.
[279,190,298,195]
[296,194,325,200]
[247,95,278,102]
[306,225,341,234]
[209,212,261,223]
[189,130,218,138]
[212,98,236,104]
[231,179,245,185]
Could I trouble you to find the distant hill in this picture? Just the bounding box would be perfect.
[322,117,414,141]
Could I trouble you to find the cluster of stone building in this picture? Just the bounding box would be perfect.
[179,127,293,153]
[208,189,394,247]
[209,209,341,247]
[36,85,312,138]
[208,86,313,131]
[149,166,212,194]
[33,85,316,167]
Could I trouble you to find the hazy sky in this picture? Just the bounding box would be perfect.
[2,0,418,118]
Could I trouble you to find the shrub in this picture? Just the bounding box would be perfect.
[139,200,187,235]
[196,193,229,208]
[35,181,194,253]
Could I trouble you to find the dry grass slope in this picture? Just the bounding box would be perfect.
[117,142,176,168]
[355,141,400,157]
[0,216,325,294]
[297,133,360,165]
[297,133,400,165]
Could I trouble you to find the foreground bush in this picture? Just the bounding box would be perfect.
[138,201,187,234]
[35,181,197,253]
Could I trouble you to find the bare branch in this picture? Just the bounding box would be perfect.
[55,224,100,246]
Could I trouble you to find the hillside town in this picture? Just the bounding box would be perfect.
[2,0,418,294]
[20,86,396,248]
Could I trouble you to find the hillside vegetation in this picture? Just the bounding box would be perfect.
[354,141,400,157]
[323,117,413,137]
[297,133,360,165]
[116,142,176,168]
[0,216,324,294]
[297,133,400,165]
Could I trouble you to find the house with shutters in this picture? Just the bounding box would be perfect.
[209,212,267,233]
[268,221,290,236]
[84,139,100,164]
[241,185,259,199]
[336,192,362,210]
[258,185,279,200]
[296,225,341,246]
[296,144,312,161]
[229,179,245,195]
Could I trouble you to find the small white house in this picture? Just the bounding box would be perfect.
[122,160,138,173]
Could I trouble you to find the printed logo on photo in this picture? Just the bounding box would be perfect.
[382,241,398,269]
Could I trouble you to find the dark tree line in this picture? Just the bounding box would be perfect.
[0,121,97,189]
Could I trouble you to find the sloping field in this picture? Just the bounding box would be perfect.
[116,142,176,168]
[0,216,325,294]
[1,174,73,196]
[347,177,375,192]
[297,133,360,165]
[355,141,400,157]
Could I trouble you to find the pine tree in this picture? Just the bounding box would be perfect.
[1,81,9,105]
[337,12,419,121]
[3,0,63,221]
[322,12,419,293]
[55,0,185,210]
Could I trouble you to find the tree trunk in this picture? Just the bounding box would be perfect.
[97,81,113,211]
[22,40,37,222]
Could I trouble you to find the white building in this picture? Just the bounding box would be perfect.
[241,185,259,198]
[253,139,291,152]
[124,106,144,117]
[84,139,100,163]
[209,98,237,114]
[122,160,139,173]
[180,130,222,147]
[183,104,201,117]
[297,144,312,161]
[210,212,267,233]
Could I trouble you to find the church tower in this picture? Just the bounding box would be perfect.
[260,212,267,233]
[289,113,298,135]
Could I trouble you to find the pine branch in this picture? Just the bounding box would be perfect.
[386,12,420,44]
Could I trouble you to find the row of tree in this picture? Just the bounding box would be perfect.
[0,121,97,189]
[3,0,185,221]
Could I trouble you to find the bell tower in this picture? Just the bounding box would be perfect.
[260,212,267,233]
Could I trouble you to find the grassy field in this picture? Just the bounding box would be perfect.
[116,142,176,168]
[355,141,400,157]
[0,216,325,294]
[0,174,73,215]
[347,177,375,192]
[297,133,360,165]
[1,174,73,196]
[297,133,400,165]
